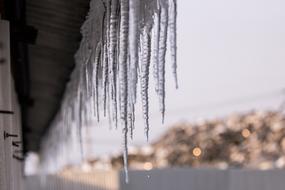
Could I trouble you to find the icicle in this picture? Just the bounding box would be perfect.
[127,103,134,139]
[140,28,151,140]
[78,92,84,159]
[107,90,113,130]
[109,0,119,127]
[94,42,102,122]
[129,0,140,104]
[127,59,135,139]
[103,43,109,116]
[102,0,111,116]
[158,0,168,123]
[123,124,129,183]
[152,10,161,94]
[118,0,130,182]
[168,0,178,89]
[84,50,93,99]
[118,0,129,126]
[109,0,119,66]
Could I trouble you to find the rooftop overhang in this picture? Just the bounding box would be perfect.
[2,0,90,152]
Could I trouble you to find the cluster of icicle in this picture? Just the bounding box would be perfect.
[39,0,177,182]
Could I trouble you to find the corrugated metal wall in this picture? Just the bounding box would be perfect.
[121,169,285,190]
[0,19,24,190]
[24,169,285,190]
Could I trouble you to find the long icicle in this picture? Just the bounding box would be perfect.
[158,0,168,123]
[140,28,151,140]
[129,0,140,104]
[168,0,178,89]
[109,0,119,127]
[102,1,109,116]
[127,56,135,140]
[95,42,102,122]
[152,10,161,94]
[118,0,130,183]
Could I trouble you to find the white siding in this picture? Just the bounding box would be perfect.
[0,19,24,190]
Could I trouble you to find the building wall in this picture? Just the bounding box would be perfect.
[23,169,285,190]
[120,169,285,190]
[0,19,24,190]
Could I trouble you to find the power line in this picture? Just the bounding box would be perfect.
[164,88,285,117]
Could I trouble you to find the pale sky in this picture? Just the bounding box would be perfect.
[84,0,285,157]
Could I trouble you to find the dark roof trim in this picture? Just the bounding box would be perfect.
[3,0,37,153]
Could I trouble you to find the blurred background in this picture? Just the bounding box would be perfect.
[2,0,285,189]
